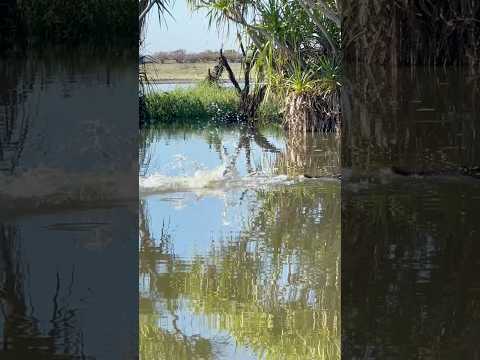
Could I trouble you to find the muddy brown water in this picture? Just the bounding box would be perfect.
[342,66,480,359]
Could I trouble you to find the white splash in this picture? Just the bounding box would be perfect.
[139,164,296,196]
[140,165,228,194]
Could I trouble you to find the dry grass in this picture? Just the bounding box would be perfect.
[143,62,242,82]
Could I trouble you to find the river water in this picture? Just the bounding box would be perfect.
[4,54,477,359]
[140,67,480,359]
[139,124,341,359]
[0,49,138,359]
[342,66,480,358]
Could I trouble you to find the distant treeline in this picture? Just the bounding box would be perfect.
[150,49,242,63]
[1,0,138,48]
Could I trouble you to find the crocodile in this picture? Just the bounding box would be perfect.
[304,166,480,180]
[390,166,480,179]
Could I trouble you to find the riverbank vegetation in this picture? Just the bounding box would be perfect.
[198,0,341,130]
[140,0,342,132]
[144,82,281,125]
[3,0,137,48]
[145,83,238,122]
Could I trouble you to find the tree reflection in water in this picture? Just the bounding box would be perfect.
[1,48,138,359]
[140,200,221,360]
[0,57,32,174]
[140,178,340,359]
[0,224,89,359]
[342,66,480,358]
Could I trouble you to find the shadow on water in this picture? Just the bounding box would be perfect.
[0,48,138,359]
[139,123,340,359]
[342,66,480,358]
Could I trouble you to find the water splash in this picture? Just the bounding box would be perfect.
[139,164,299,196]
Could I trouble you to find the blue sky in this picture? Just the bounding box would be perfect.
[142,1,237,54]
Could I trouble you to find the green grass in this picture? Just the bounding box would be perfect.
[145,83,240,123]
[144,82,282,125]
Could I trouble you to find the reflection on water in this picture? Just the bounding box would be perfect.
[1,49,137,359]
[140,125,340,359]
[0,223,86,359]
[1,209,137,359]
[342,66,480,358]
[0,49,137,216]
[342,66,480,175]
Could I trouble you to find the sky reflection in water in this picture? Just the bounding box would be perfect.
[139,125,341,360]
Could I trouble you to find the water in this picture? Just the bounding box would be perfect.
[342,66,480,358]
[0,49,138,359]
[139,124,340,359]
[5,54,476,359]
[145,82,240,93]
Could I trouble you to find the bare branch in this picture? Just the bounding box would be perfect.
[220,49,242,94]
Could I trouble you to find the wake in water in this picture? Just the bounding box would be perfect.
[139,164,297,195]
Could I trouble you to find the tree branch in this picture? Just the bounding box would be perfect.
[220,49,242,94]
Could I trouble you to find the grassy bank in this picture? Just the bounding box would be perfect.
[144,83,281,124]
[143,62,242,82]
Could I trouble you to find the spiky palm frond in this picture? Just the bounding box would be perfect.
[139,0,173,43]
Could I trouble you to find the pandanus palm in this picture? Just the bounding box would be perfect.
[219,0,340,129]
[139,0,173,44]
[139,0,173,125]
[141,0,342,128]
[188,0,340,87]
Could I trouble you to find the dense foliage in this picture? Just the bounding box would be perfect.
[186,0,342,128]
[17,0,138,46]
[191,0,341,92]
